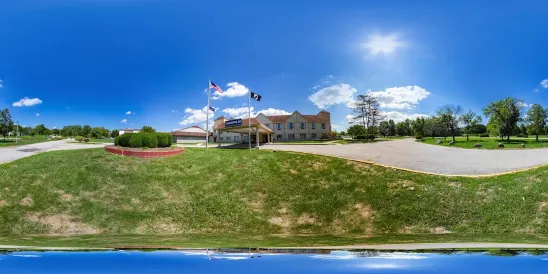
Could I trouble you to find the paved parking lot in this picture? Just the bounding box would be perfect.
[0,140,106,165]
[262,139,548,176]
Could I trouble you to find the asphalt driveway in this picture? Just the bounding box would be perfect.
[262,139,548,176]
[0,140,106,165]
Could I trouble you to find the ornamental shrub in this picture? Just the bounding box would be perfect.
[156,133,172,147]
[129,134,143,148]
[115,133,134,147]
[141,133,158,148]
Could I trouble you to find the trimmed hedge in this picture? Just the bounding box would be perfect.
[115,132,172,148]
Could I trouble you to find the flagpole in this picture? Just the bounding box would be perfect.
[206,79,211,151]
[248,89,251,151]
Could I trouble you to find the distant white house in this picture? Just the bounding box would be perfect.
[119,128,140,135]
[170,126,212,143]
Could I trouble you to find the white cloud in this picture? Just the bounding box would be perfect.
[171,110,178,113]
[120,119,127,123]
[311,75,335,90]
[12,97,43,107]
[382,111,429,122]
[35,113,40,117]
[517,101,529,108]
[179,106,215,126]
[309,83,357,108]
[256,108,291,116]
[0,79,3,88]
[126,111,132,115]
[212,82,249,99]
[345,114,355,123]
[223,107,252,119]
[541,79,548,88]
[533,88,539,92]
[362,33,406,56]
[368,86,430,109]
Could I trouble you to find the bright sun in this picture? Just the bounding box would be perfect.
[362,34,406,56]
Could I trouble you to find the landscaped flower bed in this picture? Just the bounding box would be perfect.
[106,132,183,158]
[104,145,184,158]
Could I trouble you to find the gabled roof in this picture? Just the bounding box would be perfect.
[214,116,226,121]
[266,115,291,123]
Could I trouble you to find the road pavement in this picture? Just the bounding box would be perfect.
[262,139,548,176]
[0,140,106,165]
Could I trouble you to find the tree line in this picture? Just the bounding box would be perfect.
[343,96,548,142]
[0,107,120,139]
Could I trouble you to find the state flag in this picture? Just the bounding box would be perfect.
[250,92,262,102]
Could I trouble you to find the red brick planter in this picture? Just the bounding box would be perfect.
[104,145,184,158]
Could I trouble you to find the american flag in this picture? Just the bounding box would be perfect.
[209,80,223,93]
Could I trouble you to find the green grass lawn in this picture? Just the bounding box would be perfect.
[89,138,114,143]
[0,136,53,147]
[0,148,547,247]
[423,136,548,149]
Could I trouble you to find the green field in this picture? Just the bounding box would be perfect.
[423,136,548,149]
[0,136,53,147]
[0,148,547,247]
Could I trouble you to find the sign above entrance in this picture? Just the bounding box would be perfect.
[225,119,243,127]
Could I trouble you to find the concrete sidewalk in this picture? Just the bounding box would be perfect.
[0,140,106,165]
[262,139,548,176]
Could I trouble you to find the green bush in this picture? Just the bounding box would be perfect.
[141,133,158,148]
[156,133,172,147]
[517,133,528,138]
[115,133,135,147]
[75,136,83,143]
[479,133,489,137]
[129,134,143,148]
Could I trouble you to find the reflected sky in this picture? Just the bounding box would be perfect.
[0,250,547,274]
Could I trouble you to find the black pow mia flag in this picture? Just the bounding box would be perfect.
[250,92,262,102]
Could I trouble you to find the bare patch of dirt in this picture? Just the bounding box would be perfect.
[347,161,377,174]
[430,227,452,234]
[290,169,297,174]
[449,182,461,188]
[249,193,266,213]
[539,201,548,213]
[20,197,33,206]
[388,180,415,190]
[354,203,373,219]
[4,187,9,191]
[311,161,327,170]
[296,213,316,225]
[278,207,289,214]
[26,213,101,234]
[0,200,6,207]
[268,216,291,233]
[527,176,542,183]
[398,226,415,234]
[54,189,75,202]
[137,218,181,234]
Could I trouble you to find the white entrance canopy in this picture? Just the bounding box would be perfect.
[214,118,273,146]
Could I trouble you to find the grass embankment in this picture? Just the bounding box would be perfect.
[0,148,547,247]
[423,136,548,149]
[0,136,52,147]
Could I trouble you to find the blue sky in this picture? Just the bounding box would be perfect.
[1,1,548,132]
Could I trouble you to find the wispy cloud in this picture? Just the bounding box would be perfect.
[12,97,43,107]
[0,79,3,88]
[126,111,132,115]
[541,79,548,89]
[211,82,249,100]
[121,119,127,123]
[308,83,357,109]
[36,113,40,117]
[362,33,406,56]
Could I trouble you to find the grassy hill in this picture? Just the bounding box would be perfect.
[0,148,547,247]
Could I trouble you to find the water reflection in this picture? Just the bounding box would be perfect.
[0,249,546,273]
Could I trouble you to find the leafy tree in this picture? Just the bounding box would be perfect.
[519,124,528,135]
[525,104,547,142]
[388,119,396,137]
[412,117,426,138]
[471,124,487,135]
[51,128,60,135]
[396,121,408,136]
[460,110,482,141]
[347,124,366,139]
[378,121,390,136]
[82,125,92,137]
[483,98,522,141]
[0,108,14,140]
[424,116,448,138]
[141,126,156,133]
[110,129,119,138]
[437,105,463,142]
[33,124,49,135]
[350,94,383,138]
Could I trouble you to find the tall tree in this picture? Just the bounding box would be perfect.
[33,124,49,135]
[110,129,119,138]
[525,104,547,142]
[388,119,396,137]
[483,98,522,142]
[460,110,482,141]
[378,121,390,136]
[82,125,92,137]
[351,94,383,138]
[404,119,413,136]
[424,116,447,138]
[0,108,14,140]
[437,105,463,142]
[412,117,426,138]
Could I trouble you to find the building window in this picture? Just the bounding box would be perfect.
[300,133,306,139]
[300,122,306,129]
[226,136,231,141]
[276,123,282,130]
[321,123,326,129]
[244,135,248,142]
[288,134,295,140]
[266,123,270,128]
[311,123,315,129]
[311,133,317,139]
[234,136,239,142]
[288,123,294,130]
[220,137,224,141]
[276,134,282,140]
